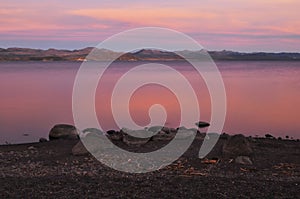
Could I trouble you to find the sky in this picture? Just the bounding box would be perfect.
[0,0,300,52]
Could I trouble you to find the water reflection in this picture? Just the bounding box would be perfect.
[0,61,299,144]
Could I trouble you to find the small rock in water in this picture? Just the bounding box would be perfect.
[195,121,210,128]
[265,133,274,139]
[235,156,253,165]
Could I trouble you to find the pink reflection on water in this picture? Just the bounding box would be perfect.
[95,61,211,131]
[222,63,300,137]
[0,61,299,144]
[0,62,77,143]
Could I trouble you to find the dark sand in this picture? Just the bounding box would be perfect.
[0,135,299,198]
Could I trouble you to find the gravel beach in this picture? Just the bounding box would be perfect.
[0,134,299,198]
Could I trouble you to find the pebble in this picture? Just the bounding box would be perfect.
[28,146,36,150]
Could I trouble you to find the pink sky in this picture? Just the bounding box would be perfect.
[0,0,300,52]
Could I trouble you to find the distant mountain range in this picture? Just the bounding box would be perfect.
[1,47,300,61]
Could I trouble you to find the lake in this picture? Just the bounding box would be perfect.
[0,61,300,144]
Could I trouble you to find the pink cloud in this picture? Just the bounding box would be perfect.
[0,0,299,51]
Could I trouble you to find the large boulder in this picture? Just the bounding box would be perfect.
[222,134,253,158]
[49,124,79,140]
[122,128,152,146]
[72,132,113,156]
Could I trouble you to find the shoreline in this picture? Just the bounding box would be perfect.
[2,131,299,147]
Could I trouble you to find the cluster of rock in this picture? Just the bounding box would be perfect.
[47,123,209,155]
[47,123,254,165]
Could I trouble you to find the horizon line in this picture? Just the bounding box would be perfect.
[1,46,300,54]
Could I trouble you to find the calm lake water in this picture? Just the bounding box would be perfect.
[0,61,300,144]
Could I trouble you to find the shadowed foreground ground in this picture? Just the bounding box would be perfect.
[0,134,299,198]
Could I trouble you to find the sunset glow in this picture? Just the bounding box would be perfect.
[0,0,300,51]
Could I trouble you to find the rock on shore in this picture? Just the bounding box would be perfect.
[49,124,79,140]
